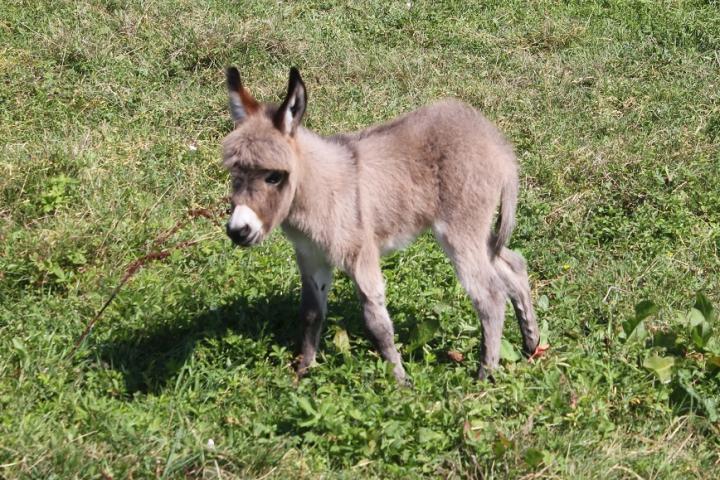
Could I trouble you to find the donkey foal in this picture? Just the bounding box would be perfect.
[222,67,540,384]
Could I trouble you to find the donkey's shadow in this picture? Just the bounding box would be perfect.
[98,292,299,395]
[98,289,377,396]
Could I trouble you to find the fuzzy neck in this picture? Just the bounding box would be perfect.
[283,127,359,253]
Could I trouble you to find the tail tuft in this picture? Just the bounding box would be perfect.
[493,178,518,255]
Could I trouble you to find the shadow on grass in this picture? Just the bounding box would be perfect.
[96,290,377,397]
[97,292,302,396]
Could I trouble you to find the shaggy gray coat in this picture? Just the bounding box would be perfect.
[222,67,539,383]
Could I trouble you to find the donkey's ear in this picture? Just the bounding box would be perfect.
[226,66,260,125]
[273,67,306,136]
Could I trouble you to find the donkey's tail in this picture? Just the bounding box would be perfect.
[493,177,518,255]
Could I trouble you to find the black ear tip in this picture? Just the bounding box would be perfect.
[289,67,301,81]
[226,67,241,88]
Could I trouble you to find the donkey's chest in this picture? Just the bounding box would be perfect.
[282,222,341,270]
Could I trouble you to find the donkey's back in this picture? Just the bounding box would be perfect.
[334,99,519,256]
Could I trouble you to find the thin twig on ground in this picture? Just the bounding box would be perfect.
[67,201,226,358]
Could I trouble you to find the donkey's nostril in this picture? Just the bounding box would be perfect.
[226,223,253,244]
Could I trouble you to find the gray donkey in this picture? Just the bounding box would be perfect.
[222,67,540,384]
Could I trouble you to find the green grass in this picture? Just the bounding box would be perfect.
[2,0,720,477]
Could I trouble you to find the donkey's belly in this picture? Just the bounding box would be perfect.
[379,229,423,255]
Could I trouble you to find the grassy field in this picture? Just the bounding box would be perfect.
[2,0,720,477]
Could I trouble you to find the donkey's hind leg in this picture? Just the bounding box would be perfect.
[435,227,506,380]
[495,247,540,355]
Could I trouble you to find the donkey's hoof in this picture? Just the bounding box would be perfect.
[522,338,541,357]
[293,355,313,385]
[295,362,311,377]
[396,376,414,389]
[392,365,412,388]
[528,344,549,362]
[476,367,496,383]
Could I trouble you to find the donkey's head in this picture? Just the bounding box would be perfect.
[222,67,307,246]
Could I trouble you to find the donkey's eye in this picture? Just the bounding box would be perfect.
[265,171,284,185]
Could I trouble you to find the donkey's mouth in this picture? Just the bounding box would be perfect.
[226,224,263,247]
[231,232,262,248]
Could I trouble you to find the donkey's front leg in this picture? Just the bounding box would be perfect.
[294,250,333,379]
[350,248,408,385]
